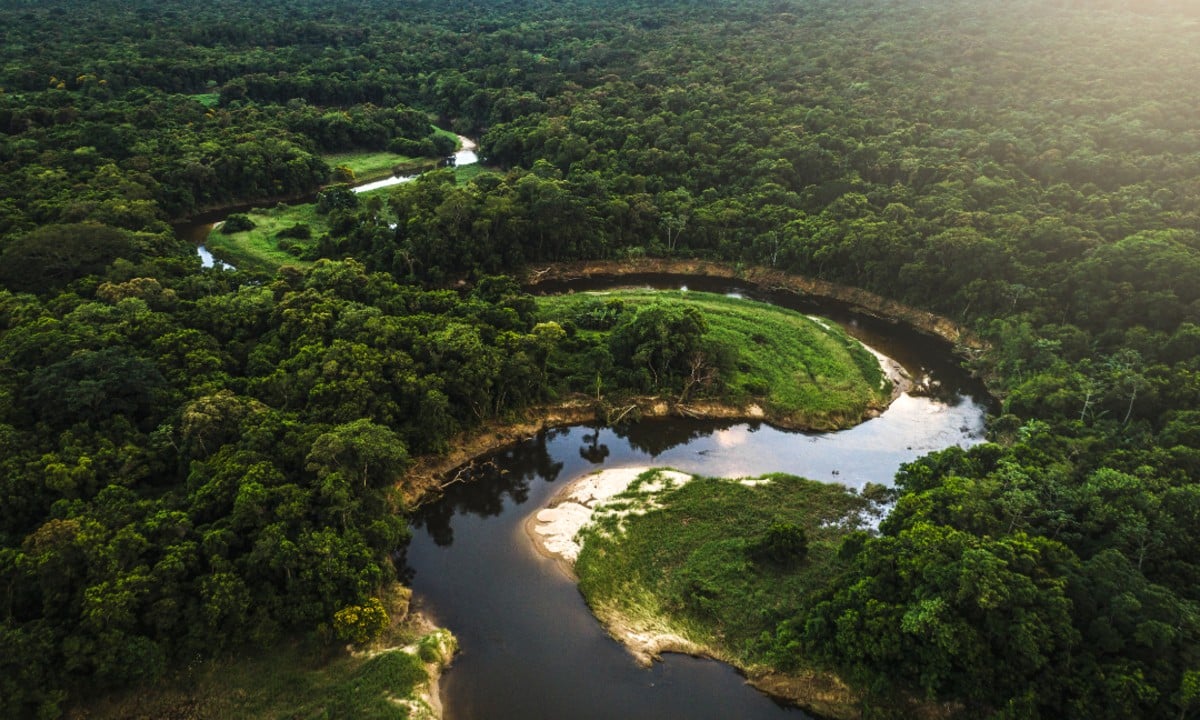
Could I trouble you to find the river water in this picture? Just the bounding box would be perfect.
[352,137,478,194]
[406,282,990,720]
[181,135,479,266]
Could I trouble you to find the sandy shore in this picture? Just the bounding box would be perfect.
[526,466,693,569]
[523,466,866,719]
[524,466,709,668]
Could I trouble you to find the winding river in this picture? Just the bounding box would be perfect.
[166,131,990,716]
[181,136,479,267]
[406,279,991,720]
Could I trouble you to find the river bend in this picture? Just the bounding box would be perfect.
[406,282,989,720]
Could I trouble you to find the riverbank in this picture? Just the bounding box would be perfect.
[525,258,986,356]
[324,151,437,186]
[70,589,457,720]
[524,466,865,720]
[404,287,916,507]
[400,376,914,509]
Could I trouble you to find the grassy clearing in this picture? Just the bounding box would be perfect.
[323,127,461,183]
[191,92,220,107]
[205,202,324,273]
[537,290,889,428]
[575,469,879,668]
[453,162,491,184]
[323,150,436,184]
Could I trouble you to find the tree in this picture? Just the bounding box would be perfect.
[609,302,708,390]
[333,598,388,645]
[306,419,410,491]
[0,224,139,293]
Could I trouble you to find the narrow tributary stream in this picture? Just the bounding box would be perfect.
[182,136,478,267]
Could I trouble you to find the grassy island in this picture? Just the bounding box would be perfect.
[537,290,891,430]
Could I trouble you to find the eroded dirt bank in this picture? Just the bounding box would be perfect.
[524,258,985,353]
[400,385,901,508]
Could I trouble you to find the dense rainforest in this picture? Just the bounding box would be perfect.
[2,0,1199,717]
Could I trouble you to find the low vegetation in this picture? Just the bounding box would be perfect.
[205,202,326,271]
[79,630,455,720]
[321,151,435,185]
[574,469,882,671]
[71,583,455,720]
[538,290,889,429]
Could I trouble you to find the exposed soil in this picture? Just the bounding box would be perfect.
[400,385,901,508]
[524,258,985,354]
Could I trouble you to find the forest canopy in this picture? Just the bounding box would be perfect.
[1,0,1199,718]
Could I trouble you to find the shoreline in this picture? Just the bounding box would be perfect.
[400,375,908,508]
[522,466,862,720]
[402,299,914,508]
[401,610,456,720]
[521,466,711,665]
[524,258,986,357]
[175,135,474,226]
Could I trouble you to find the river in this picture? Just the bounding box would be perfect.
[405,281,990,720]
[183,135,479,267]
[352,137,478,194]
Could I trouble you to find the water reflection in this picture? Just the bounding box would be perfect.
[406,389,986,718]
[579,427,610,464]
[613,417,750,457]
[412,429,565,546]
[406,278,992,720]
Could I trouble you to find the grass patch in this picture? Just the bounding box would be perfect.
[205,202,325,273]
[323,127,460,183]
[453,162,492,184]
[575,470,879,668]
[191,92,220,108]
[79,638,432,720]
[537,290,889,429]
[431,126,460,144]
[323,150,436,184]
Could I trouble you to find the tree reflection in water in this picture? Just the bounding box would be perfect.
[579,426,610,464]
[412,429,566,546]
[613,417,755,457]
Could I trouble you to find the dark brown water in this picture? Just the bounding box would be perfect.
[406,282,990,720]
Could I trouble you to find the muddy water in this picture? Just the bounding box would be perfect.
[406,283,990,720]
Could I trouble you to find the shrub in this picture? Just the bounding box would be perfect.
[277,223,312,240]
[221,213,256,233]
[332,598,389,645]
[750,521,808,566]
